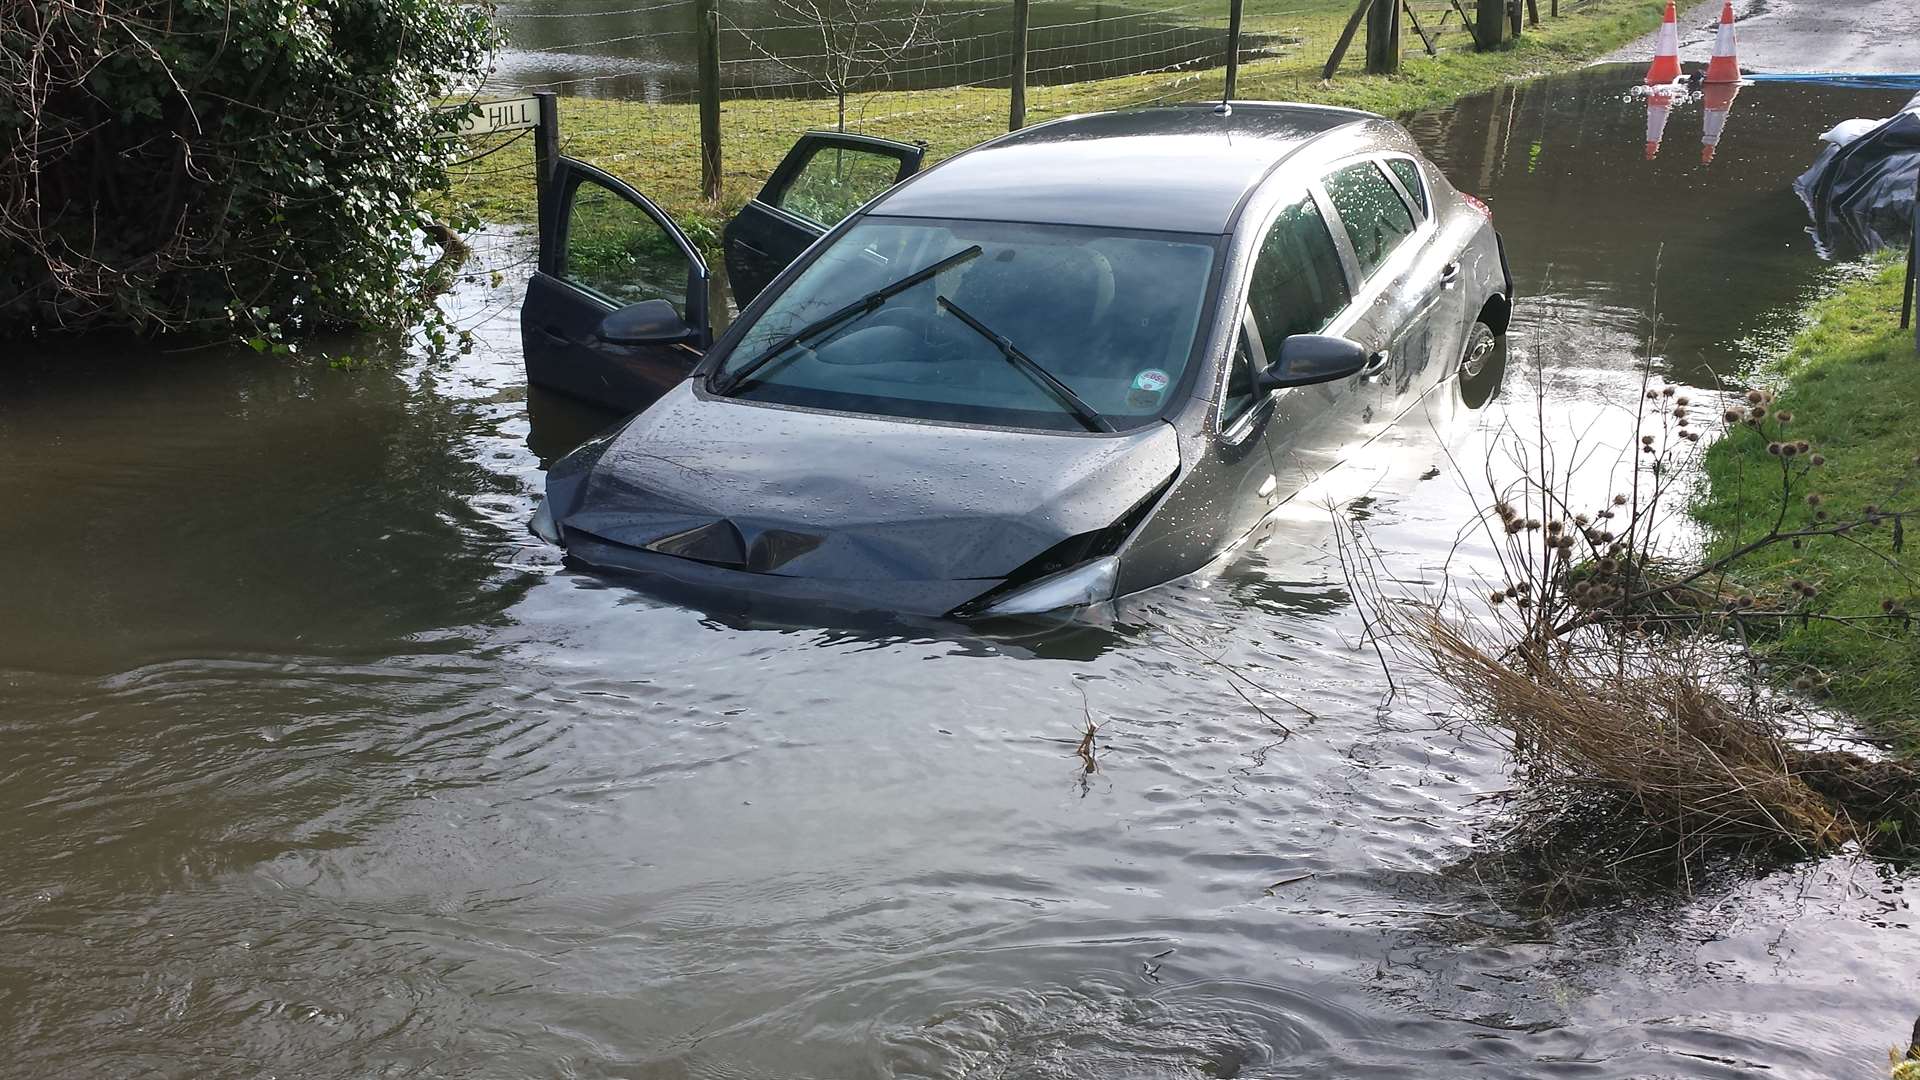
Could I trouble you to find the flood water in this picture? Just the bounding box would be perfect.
[491,0,1260,100]
[4,66,1917,1078]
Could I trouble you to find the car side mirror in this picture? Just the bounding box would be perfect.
[1256,334,1368,391]
[597,298,700,347]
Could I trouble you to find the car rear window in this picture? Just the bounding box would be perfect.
[1324,161,1417,281]
[1385,158,1428,217]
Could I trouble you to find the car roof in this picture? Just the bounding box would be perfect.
[868,102,1376,234]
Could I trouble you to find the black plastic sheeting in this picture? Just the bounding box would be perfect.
[1795,91,1920,260]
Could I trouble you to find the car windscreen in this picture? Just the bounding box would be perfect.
[715,216,1220,432]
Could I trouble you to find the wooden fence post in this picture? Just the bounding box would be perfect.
[695,0,722,201]
[1447,0,1482,47]
[1009,0,1030,130]
[1403,0,1436,56]
[1475,0,1506,49]
[1365,0,1400,74]
[1323,0,1374,79]
[1225,0,1244,99]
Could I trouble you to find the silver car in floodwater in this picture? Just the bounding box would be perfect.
[527,102,1513,619]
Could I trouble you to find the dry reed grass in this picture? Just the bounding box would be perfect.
[1390,604,1857,850]
[1335,316,1917,875]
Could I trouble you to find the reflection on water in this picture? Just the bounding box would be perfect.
[1644,85,1676,160]
[1401,65,1910,382]
[3,69,1918,1078]
[1701,81,1743,164]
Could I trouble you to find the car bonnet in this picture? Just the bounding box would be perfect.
[546,382,1180,582]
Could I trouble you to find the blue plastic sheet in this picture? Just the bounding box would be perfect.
[1795,91,1920,259]
[1747,73,1920,92]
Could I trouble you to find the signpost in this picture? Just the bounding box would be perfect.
[450,95,542,138]
[439,93,561,265]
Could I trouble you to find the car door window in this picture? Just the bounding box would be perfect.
[1224,197,1349,426]
[1250,196,1351,345]
[1323,161,1417,281]
[773,146,908,228]
[563,176,693,313]
[1384,157,1428,218]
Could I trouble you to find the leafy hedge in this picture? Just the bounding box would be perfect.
[0,0,496,341]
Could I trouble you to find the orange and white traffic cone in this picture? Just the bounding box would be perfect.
[1700,81,1741,163]
[1645,0,1682,85]
[1703,0,1740,84]
[1645,88,1673,159]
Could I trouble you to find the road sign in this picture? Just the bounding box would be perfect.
[451,96,541,137]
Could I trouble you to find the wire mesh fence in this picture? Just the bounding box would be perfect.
[472,0,1610,217]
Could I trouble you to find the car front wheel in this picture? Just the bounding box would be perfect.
[1456,320,1506,410]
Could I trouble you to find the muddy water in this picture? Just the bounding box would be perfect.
[3,67,1916,1078]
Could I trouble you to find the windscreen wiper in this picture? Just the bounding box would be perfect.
[711,245,983,396]
[934,295,1114,434]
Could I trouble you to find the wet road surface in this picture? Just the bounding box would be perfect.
[2,67,1916,1079]
[1607,0,1920,78]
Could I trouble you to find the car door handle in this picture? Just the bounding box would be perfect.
[539,324,570,345]
[1362,350,1389,379]
[1440,262,1462,288]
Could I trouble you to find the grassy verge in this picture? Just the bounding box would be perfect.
[1694,256,1920,746]
[446,0,1661,239]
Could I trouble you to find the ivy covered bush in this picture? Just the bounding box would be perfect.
[0,0,497,341]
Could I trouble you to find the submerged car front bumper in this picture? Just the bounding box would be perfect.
[562,532,1005,621]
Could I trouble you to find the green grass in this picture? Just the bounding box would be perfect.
[445,0,1663,240]
[1693,256,1920,745]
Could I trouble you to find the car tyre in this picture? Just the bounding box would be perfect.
[1456,320,1506,411]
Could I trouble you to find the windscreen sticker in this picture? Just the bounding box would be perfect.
[1128,368,1170,410]
[1131,369,1170,393]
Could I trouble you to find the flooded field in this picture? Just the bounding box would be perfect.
[3,67,1916,1078]
[492,0,1262,101]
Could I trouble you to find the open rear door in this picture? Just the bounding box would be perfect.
[722,131,925,306]
[522,159,711,415]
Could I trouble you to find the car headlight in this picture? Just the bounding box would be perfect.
[981,556,1119,617]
